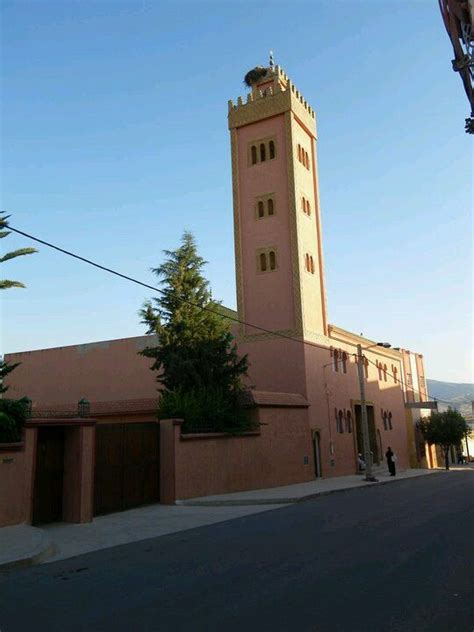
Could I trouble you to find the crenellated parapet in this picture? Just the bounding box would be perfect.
[228,65,316,136]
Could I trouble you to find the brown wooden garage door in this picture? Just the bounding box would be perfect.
[94,423,160,516]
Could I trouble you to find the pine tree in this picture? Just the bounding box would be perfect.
[140,232,249,432]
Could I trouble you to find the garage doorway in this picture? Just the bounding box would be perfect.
[94,423,160,516]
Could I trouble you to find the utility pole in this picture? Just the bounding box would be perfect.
[357,344,378,482]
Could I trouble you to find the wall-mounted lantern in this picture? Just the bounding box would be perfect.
[22,397,32,418]
[78,398,90,418]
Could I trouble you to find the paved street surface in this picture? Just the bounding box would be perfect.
[1,471,473,632]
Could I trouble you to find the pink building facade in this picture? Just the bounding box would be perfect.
[1,65,430,526]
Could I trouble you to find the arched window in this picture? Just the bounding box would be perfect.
[258,201,264,218]
[269,250,276,270]
[260,252,267,272]
[269,140,275,159]
[251,145,257,165]
[260,143,266,162]
[298,144,302,162]
[306,200,311,215]
[333,349,339,372]
[341,351,347,373]
[388,412,393,430]
[310,256,315,274]
[338,410,344,433]
[383,364,387,382]
[346,411,352,433]
[267,198,274,216]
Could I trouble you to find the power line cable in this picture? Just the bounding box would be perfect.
[9,223,449,406]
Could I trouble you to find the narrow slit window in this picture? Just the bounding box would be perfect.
[388,412,393,430]
[267,198,274,215]
[364,358,369,379]
[298,144,302,162]
[383,364,387,382]
[310,256,315,274]
[306,200,311,215]
[269,250,276,270]
[258,201,264,218]
[269,140,275,159]
[301,197,306,213]
[383,412,388,430]
[260,143,266,162]
[260,252,267,272]
[346,411,352,433]
[338,410,344,433]
[333,349,339,372]
[341,351,347,373]
[305,253,310,271]
[251,145,257,165]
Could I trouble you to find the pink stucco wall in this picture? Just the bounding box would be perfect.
[161,404,314,502]
[0,428,36,526]
[5,335,158,406]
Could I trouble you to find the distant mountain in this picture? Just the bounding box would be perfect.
[427,379,474,416]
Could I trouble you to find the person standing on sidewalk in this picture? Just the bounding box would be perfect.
[386,446,396,476]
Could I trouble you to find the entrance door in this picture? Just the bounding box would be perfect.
[32,426,65,525]
[94,423,160,516]
[313,432,322,477]
[354,405,378,464]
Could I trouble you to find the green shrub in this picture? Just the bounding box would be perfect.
[0,398,29,442]
[158,387,254,435]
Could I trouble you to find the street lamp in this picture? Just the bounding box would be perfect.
[356,342,391,482]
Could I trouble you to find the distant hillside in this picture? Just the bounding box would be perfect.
[427,379,474,416]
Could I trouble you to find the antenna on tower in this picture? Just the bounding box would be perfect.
[269,50,274,70]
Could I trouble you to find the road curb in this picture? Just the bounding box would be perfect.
[177,470,446,507]
[0,526,55,572]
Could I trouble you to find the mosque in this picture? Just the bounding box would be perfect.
[1,64,436,527]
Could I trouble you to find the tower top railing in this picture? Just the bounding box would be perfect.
[227,66,316,121]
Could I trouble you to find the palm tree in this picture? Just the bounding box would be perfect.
[0,212,37,289]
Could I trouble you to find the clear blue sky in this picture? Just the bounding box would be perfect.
[1,1,472,383]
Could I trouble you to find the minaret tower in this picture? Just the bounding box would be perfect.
[228,63,328,347]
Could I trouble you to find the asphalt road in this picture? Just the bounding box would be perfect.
[1,472,473,632]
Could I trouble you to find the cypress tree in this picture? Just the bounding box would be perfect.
[140,232,249,432]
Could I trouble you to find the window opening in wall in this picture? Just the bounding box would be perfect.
[338,410,344,433]
[377,362,383,381]
[251,145,257,165]
[306,200,311,215]
[269,250,276,270]
[346,411,352,433]
[393,366,398,384]
[383,412,388,430]
[260,252,267,272]
[269,140,275,159]
[258,201,264,218]
[310,256,315,274]
[298,144,302,162]
[333,349,339,372]
[341,351,347,374]
[267,198,274,216]
[260,143,266,162]
[383,364,387,382]
[364,358,369,379]
[301,197,306,213]
[388,412,393,430]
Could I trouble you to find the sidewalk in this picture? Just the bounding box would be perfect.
[177,467,442,506]
[0,467,445,569]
